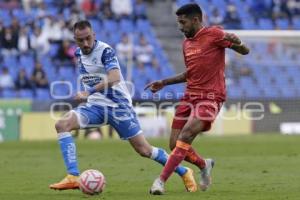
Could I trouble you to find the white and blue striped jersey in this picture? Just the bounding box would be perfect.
[75,40,132,107]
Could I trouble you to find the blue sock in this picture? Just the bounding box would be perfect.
[58,132,79,176]
[151,147,187,176]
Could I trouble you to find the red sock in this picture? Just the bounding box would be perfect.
[160,141,190,182]
[185,147,206,170]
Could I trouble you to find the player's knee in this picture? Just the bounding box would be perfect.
[178,134,193,144]
[55,120,72,133]
[169,141,176,151]
[178,127,195,143]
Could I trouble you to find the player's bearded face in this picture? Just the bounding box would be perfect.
[177,15,196,38]
[74,27,95,55]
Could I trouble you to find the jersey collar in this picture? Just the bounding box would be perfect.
[189,26,205,40]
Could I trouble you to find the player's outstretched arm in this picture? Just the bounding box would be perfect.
[224,33,250,55]
[144,72,187,93]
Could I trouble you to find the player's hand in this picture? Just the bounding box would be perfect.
[74,91,90,101]
[224,33,241,45]
[144,80,164,93]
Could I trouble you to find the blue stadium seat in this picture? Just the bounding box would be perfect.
[280,88,296,98]
[258,18,274,29]
[40,56,53,69]
[227,86,243,98]
[263,87,280,98]
[120,19,134,33]
[35,89,50,100]
[286,66,298,74]
[0,9,11,25]
[19,89,34,99]
[103,20,118,33]
[47,6,58,16]
[145,67,161,80]
[177,0,191,6]
[242,19,257,29]
[90,19,101,32]
[136,19,151,33]
[58,67,75,80]
[292,17,300,29]
[12,9,27,24]
[49,44,60,57]
[195,0,209,8]
[211,0,227,9]
[2,89,16,99]
[276,18,290,30]
[240,77,254,88]
[19,55,35,74]
[110,32,121,45]
[161,64,174,77]
[245,88,262,98]
[3,56,18,68]
[44,0,55,4]
[8,66,20,80]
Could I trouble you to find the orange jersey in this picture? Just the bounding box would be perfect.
[183,26,232,101]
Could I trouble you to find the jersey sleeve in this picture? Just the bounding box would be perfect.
[212,26,232,48]
[101,47,120,72]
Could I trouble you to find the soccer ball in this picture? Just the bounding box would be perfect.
[79,169,106,195]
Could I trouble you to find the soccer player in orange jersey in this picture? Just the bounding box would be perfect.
[145,3,249,195]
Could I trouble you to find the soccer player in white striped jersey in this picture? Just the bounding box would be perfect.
[49,20,197,192]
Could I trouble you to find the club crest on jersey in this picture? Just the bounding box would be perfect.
[92,57,98,64]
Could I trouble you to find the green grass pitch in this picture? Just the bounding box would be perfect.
[0,135,299,200]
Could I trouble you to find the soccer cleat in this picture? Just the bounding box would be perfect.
[149,177,165,195]
[181,167,197,192]
[49,174,80,190]
[199,159,215,191]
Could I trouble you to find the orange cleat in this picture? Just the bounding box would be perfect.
[181,167,198,192]
[49,174,79,190]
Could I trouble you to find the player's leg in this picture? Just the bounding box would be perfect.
[50,105,105,190]
[170,128,207,171]
[170,100,208,172]
[128,134,188,176]
[49,111,81,190]
[175,120,214,191]
[128,134,187,174]
[108,104,197,192]
[160,101,222,190]
[169,128,201,191]
[127,134,197,192]
[150,117,206,195]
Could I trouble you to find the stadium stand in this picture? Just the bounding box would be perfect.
[0,0,299,100]
[0,0,174,100]
[174,0,300,99]
[176,0,300,30]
